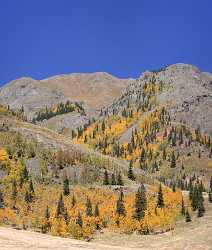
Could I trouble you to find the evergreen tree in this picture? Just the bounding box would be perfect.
[208,191,212,203]
[117,172,124,186]
[76,211,83,227]
[71,194,76,207]
[56,194,65,217]
[22,165,29,181]
[116,190,126,216]
[185,209,191,222]
[103,170,109,185]
[11,179,17,200]
[0,189,4,209]
[128,160,135,181]
[63,175,70,196]
[24,190,33,203]
[111,173,116,185]
[86,197,93,217]
[45,206,50,220]
[181,198,185,215]
[157,184,165,208]
[140,148,146,163]
[197,199,205,217]
[210,176,212,191]
[29,179,34,194]
[134,184,147,220]
[170,151,176,168]
[94,203,100,217]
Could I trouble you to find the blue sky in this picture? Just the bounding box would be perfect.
[0,0,211,85]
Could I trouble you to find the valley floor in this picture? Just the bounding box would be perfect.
[0,200,211,250]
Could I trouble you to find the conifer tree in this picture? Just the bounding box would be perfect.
[208,191,212,203]
[116,190,126,216]
[128,160,135,181]
[185,209,191,222]
[86,197,93,217]
[11,179,17,200]
[103,170,109,185]
[0,189,4,209]
[197,199,205,217]
[170,151,176,168]
[94,203,100,217]
[45,206,50,220]
[29,179,34,194]
[22,165,29,181]
[63,175,70,196]
[134,184,147,220]
[117,172,124,186]
[71,194,76,207]
[181,198,185,215]
[56,194,65,217]
[157,183,165,208]
[76,211,83,227]
[111,173,116,185]
[140,148,146,163]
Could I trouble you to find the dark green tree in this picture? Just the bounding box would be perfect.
[134,184,147,220]
[103,170,109,185]
[111,173,116,185]
[117,172,124,186]
[128,160,135,181]
[76,211,83,227]
[56,194,65,217]
[94,203,100,217]
[71,194,76,207]
[170,151,176,168]
[0,189,4,209]
[185,209,191,222]
[157,184,165,208]
[116,190,126,216]
[86,197,93,217]
[63,176,70,196]
[181,198,185,215]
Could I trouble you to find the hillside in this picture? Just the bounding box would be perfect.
[0,64,211,249]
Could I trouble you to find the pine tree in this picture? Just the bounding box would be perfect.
[86,197,93,217]
[45,206,50,220]
[185,209,191,222]
[103,170,109,185]
[71,194,76,207]
[140,148,146,163]
[63,175,70,196]
[22,165,29,181]
[24,190,33,203]
[197,200,205,217]
[11,179,17,200]
[56,194,65,217]
[111,173,116,185]
[134,184,147,220]
[76,211,83,227]
[210,176,212,191]
[117,172,124,186]
[128,160,135,181]
[208,191,212,203]
[157,184,165,208]
[94,203,100,217]
[116,190,126,216]
[29,179,34,194]
[181,198,185,215]
[170,151,176,168]
[0,189,4,209]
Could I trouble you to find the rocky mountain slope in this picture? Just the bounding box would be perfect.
[0,72,130,132]
[105,64,212,135]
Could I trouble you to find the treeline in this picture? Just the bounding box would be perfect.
[32,101,84,122]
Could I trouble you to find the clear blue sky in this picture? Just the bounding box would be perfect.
[0,0,211,85]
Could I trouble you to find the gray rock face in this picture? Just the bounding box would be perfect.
[104,64,212,135]
[0,73,130,133]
